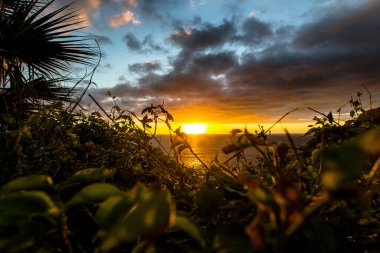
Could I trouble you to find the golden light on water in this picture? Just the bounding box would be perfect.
[182,123,207,134]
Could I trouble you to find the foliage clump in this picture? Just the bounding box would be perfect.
[1,1,380,253]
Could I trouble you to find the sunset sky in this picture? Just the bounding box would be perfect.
[57,0,380,134]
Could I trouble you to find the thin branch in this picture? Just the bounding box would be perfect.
[285,129,307,172]
[265,108,298,134]
[64,41,101,128]
[362,84,372,110]
[307,106,341,125]
[367,156,380,187]
[88,93,113,121]
[223,108,298,165]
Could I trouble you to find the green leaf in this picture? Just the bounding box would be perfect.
[0,191,59,226]
[327,112,333,124]
[322,171,346,192]
[131,241,150,253]
[178,144,189,154]
[57,167,115,190]
[68,183,124,206]
[322,141,368,192]
[172,214,206,248]
[95,195,135,228]
[170,140,184,150]
[359,128,380,154]
[230,129,242,135]
[100,188,172,251]
[350,110,355,118]
[166,113,174,121]
[141,107,150,114]
[195,186,223,219]
[1,175,53,193]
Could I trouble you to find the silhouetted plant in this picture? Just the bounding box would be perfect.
[0,0,96,119]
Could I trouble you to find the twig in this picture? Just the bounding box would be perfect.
[223,109,298,165]
[307,107,340,125]
[60,213,73,253]
[285,129,307,172]
[187,143,210,172]
[362,84,372,110]
[64,41,101,128]
[62,67,89,107]
[88,93,112,121]
[285,194,330,237]
[265,108,298,134]
[223,147,247,165]
[125,108,172,157]
[367,157,380,187]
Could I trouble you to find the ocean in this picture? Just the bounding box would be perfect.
[152,134,311,168]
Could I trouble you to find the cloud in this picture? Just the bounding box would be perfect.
[169,20,236,51]
[129,61,161,74]
[94,63,112,74]
[183,51,238,75]
[87,0,380,123]
[238,17,272,44]
[169,17,273,50]
[87,33,113,45]
[123,33,142,51]
[248,10,258,17]
[293,1,380,49]
[54,0,141,28]
[108,10,140,27]
[123,32,167,53]
[142,35,167,52]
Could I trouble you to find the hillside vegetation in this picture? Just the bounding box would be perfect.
[1,1,380,252]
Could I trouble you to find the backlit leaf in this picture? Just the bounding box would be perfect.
[100,188,172,251]
[68,183,124,206]
[57,167,115,190]
[95,195,135,228]
[0,191,59,226]
[172,214,206,248]
[1,175,53,193]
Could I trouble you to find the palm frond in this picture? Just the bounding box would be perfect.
[0,0,97,78]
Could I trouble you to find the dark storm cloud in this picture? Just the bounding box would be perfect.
[231,0,380,89]
[90,71,223,100]
[123,33,167,53]
[169,20,236,51]
[137,72,223,98]
[220,0,380,117]
[169,16,273,49]
[123,33,142,51]
[293,0,380,49]
[213,2,376,117]
[237,17,272,44]
[186,51,238,74]
[168,19,238,72]
[142,35,167,52]
[128,61,161,74]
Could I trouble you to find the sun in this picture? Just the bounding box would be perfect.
[182,123,207,134]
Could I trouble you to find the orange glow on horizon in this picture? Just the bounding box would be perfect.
[155,122,313,135]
